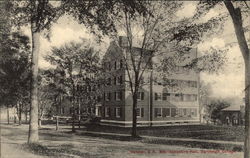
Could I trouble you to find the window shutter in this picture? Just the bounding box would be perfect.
[141,108,144,117]
[120,91,122,100]
[141,92,144,100]
[109,93,111,100]
[120,107,122,117]
[154,108,158,117]
[114,92,116,100]
[120,75,123,84]
[171,108,176,117]
[120,59,123,68]
[155,93,157,100]
[162,108,166,117]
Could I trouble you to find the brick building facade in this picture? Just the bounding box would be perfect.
[100,37,200,127]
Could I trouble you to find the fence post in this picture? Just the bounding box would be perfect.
[56,116,59,130]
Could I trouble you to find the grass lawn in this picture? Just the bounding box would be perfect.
[1,123,244,158]
[85,124,244,142]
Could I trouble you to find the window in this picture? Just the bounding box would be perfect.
[120,59,123,69]
[97,96,101,102]
[92,85,96,91]
[108,62,111,71]
[173,93,180,102]
[115,107,121,118]
[105,107,110,117]
[87,107,91,113]
[140,77,145,84]
[91,107,95,114]
[171,108,177,117]
[163,93,170,101]
[180,94,184,101]
[155,93,162,101]
[154,108,162,117]
[192,94,198,101]
[105,62,111,71]
[95,107,101,116]
[189,81,197,88]
[114,91,122,101]
[118,75,123,85]
[184,94,197,101]
[105,92,111,101]
[191,108,197,117]
[107,78,111,85]
[114,61,117,70]
[137,92,144,101]
[114,77,116,85]
[184,94,191,101]
[136,108,144,118]
[108,92,111,101]
[186,108,191,116]
[162,108,170,117]
[178,108,184,116]
[183,108,187,116]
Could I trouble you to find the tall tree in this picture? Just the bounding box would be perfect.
[113,0,226,137]
[0,30,31,124]
[37,72,58,127]
[173,1,249,156]
[223,2,249,157]
[206,98,230,124]
[7,0,147,143]
[45,42,102,132]
[186,1,249,157]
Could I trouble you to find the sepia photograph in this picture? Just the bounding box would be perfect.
[0,0,249,158]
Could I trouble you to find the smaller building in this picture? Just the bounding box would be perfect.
[220,105,245,126]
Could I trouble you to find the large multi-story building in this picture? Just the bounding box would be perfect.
[100,37,200,127]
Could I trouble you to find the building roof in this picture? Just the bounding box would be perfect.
[221,105,242,111]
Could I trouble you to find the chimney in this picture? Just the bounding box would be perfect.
[119,36,128,47]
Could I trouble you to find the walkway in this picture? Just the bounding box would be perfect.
[80,130,244,145]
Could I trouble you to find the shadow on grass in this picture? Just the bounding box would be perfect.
[79,132,243,152]
[85,124,244,142]
[23,143,92,158]
[80,132,142,141]
[142,139,243,152]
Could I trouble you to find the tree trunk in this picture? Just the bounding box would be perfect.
[25,110,28,123]
[38,118,42,128]
[56,116,59,130]
[18,103,22,125]
[14,116,16,124]
[72,108,75,132]
[224,2,250,158]
[7,105,9,124]
[244,54,250,158]
[28,23,40,143]
[78,100,81,129]
[131,92,138,137]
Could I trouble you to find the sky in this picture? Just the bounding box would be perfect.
[21,1,248,102]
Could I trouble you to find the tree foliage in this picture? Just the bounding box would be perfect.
[0,32,31,107]
[205,98,230,122]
